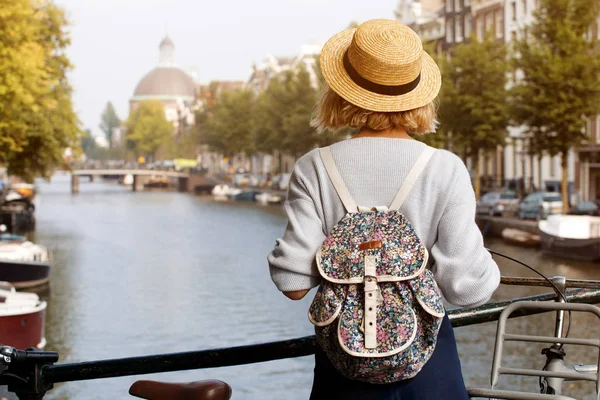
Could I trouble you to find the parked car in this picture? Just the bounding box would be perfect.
[568,200,600,216]
[518,192,563,220]
[476,191,519,216]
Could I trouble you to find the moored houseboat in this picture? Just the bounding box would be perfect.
[0,239,51,289]
[0,282,47,349]
[538,215,600,261]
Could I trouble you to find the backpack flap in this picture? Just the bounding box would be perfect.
[316,211,428,283]
[407,269,445,318]
[338,284,417,357]
[308,281,346,326]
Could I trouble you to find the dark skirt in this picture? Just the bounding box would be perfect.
[309,315,469,400]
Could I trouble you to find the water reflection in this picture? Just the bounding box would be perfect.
[5,175,600,399]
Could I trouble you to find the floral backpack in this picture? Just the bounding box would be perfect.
[308,146,446,384]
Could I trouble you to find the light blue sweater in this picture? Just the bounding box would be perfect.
[268,138,500,307]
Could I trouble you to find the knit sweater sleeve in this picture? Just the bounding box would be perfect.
[267,169,324,292]
[429,161,501,307]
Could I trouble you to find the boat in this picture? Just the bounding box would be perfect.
[0,282,47,349]
[211,184,231,200]
[0,196,36,232]
[501,228,541,247]
[120,174,134,186]
[0,224,26,243]
[5,183,36,201]
[144,175,169,188]
[231,190,258,202]
[255,192,283,205]
[0,239,51,289]
[538,214,600,261]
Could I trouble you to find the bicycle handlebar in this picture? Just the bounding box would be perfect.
[0,345,59,375]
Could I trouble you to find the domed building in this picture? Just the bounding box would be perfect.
[130,37,197,131]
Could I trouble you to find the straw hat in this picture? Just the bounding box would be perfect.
[320,19,441,112]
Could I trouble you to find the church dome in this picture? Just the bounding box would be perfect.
[133,67,196,99]
[131,37,196,101]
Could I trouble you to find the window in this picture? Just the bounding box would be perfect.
[455,0,461,12]
[465,14,472,38]
[550,156,555,177]
[495,10,503,38]
[524,193,537,203]
[543,194,562,202]
[464,0,471,5]
[596,115,600,144]
[477,16,485,40]
[446,0,452,12]
[446,18,454,42]
[455,16,464,42]
[511,1,517,21]
[486,12,494,33]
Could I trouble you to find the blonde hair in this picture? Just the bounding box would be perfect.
[311,85,438,135]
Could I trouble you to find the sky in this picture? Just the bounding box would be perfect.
[55,0,398,138]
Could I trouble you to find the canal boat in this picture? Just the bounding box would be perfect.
[231,190,259,202]
[0,239,51,289]
[539,215,600,261]
[0,282,47,349]
[255,192,283,205]
[0,196,36,232]
[144,175,169,188]
[501,228,541,248]
[120,174,134,186]
[211,184,232,200]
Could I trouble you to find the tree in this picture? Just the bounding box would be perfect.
[99,102,120,148]
[81,129,97,155]
[312,56,356,146]
[125,101,173,162]
[440,34,510,198]
[202,89,255,158]
[418,44,452,150]
[512,0,600,212]
[282,66,320,156]
[0,0,81,181]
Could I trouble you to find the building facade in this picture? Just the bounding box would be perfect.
[398,0,592,199]
[247,43,322,94]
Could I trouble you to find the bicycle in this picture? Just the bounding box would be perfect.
[467,275,600,399]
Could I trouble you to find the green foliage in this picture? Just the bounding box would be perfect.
[99,102,120,148]
[439,34,510,196]
[81,129,96,155]
[282,67,320,156]
[0,0,81,180]
[512,0,600,209]
[125,101,173,161]
[202,89,255,157]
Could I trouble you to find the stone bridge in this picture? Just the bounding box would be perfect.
[70,169,213,194]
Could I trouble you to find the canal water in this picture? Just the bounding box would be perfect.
[9,175,600,399]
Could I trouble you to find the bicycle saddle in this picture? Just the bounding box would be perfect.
[129,379,232,400]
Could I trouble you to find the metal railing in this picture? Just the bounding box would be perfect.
[2,278,600,399]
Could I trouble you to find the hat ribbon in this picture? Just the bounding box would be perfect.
[343,51,421,96]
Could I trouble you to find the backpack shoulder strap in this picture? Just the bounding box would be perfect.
[389,146,436,211]
[319,147,358,213]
